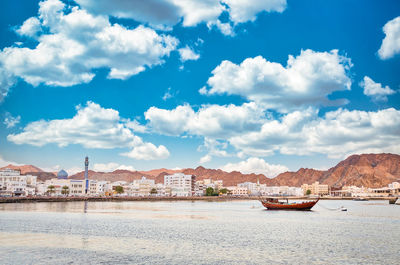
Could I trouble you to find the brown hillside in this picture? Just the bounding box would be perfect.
[0,164,44,174]
[271,168,325,187]
[5,153,399,188]
[182,166,273,186]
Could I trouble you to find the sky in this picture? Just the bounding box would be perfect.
[0,0,399,177]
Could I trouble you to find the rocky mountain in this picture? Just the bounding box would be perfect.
[3,153,399,188]
[69,170,156,183]
[0,164,44,174]
[271,153,400,188]
[270,168,325,187]
[317,153,400,188]
[181,166,271,186]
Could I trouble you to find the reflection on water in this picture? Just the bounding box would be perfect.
[0,200,399,264]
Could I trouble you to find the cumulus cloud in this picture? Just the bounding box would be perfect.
[7,101,169,160]
[230,107,400,159]
[378,16,400,60]
[0,67,16,102]
[16,17,42,38]
[75,0,286,35]
[3,112,21,128]
[201,49,352,112]
[360,76,396,101]
[145,102,265,138]
[0,0,178,91]
[199,154,212,164]
[93,162,136,172]
[224,0,286,24]
[121,139,170,160]
[220,157,289,177]
[178,46,200,62]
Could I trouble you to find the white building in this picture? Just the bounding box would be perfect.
[164,173,195,197]
[195,178,224,196]
[227,186,248,196]
[0,169,37,196]
[301,181,329,196]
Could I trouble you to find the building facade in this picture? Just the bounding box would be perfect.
[0,169,37,196]
[301,181,329,196]
[164,173,195,196]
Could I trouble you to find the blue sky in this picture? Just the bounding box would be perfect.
[0,0,399,176]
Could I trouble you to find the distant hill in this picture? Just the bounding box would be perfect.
[0,164,44,174]
[3,153,400,188]
[271,153,400,188]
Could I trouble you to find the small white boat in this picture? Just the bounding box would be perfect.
[340,206,347,211]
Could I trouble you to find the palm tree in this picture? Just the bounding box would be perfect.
[61,185,69,195]
[47,185,55,195]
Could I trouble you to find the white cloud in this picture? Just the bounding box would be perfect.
[199,154,212,164]
[125,119,148,133]
[0,67,16,102]
[178,46,200,62]
[220,157,288,178]
[0,0,178,90]
[202,49,352,112]
[197,138,230,162]
[75,0,286,35]
[208,20,235,36]
[121,140,170,160]
[93,162,136,172]
[7,101,169,160]
[16,17,42,38]
[3,112,21,128]
[162,87,174,101]
[378,16,400,60]
[223,0,286,24]
[230,107,400,159]
[145,102,265,138]
[360,76,396,101]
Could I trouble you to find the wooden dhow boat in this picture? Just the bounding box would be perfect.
[260,197,319,211]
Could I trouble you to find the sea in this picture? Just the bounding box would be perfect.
[0,200,399,264]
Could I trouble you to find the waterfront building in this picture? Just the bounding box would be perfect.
[70,179,85,195]
[164,173,196,196]
[330,186,373,197]
[301,181,329,196]
[227,186,249,196]
[195,179,224,196]
[44,178,71,195]
[238,182,259,195]
[0,169,37,196]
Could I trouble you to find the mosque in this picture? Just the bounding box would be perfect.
[57,169,68,179]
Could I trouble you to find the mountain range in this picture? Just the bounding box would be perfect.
[1,153,399,188]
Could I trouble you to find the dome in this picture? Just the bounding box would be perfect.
[57,169,68,179]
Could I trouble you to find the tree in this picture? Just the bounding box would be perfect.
[150,188,157,195]
[306,189,312,195]
[205,187,214,196]
[206,187,219,196]
[219,188,228,194]
[61,185,69,195]
[115,186,124,194]
[47,185,55,195]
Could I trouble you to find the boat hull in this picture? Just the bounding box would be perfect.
[261,199,319,211]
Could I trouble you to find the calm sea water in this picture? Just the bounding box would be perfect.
[0,200,399,264]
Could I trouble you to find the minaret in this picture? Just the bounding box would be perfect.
[84,156,89,194]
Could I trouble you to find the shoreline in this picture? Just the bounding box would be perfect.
[0,196,395,204]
